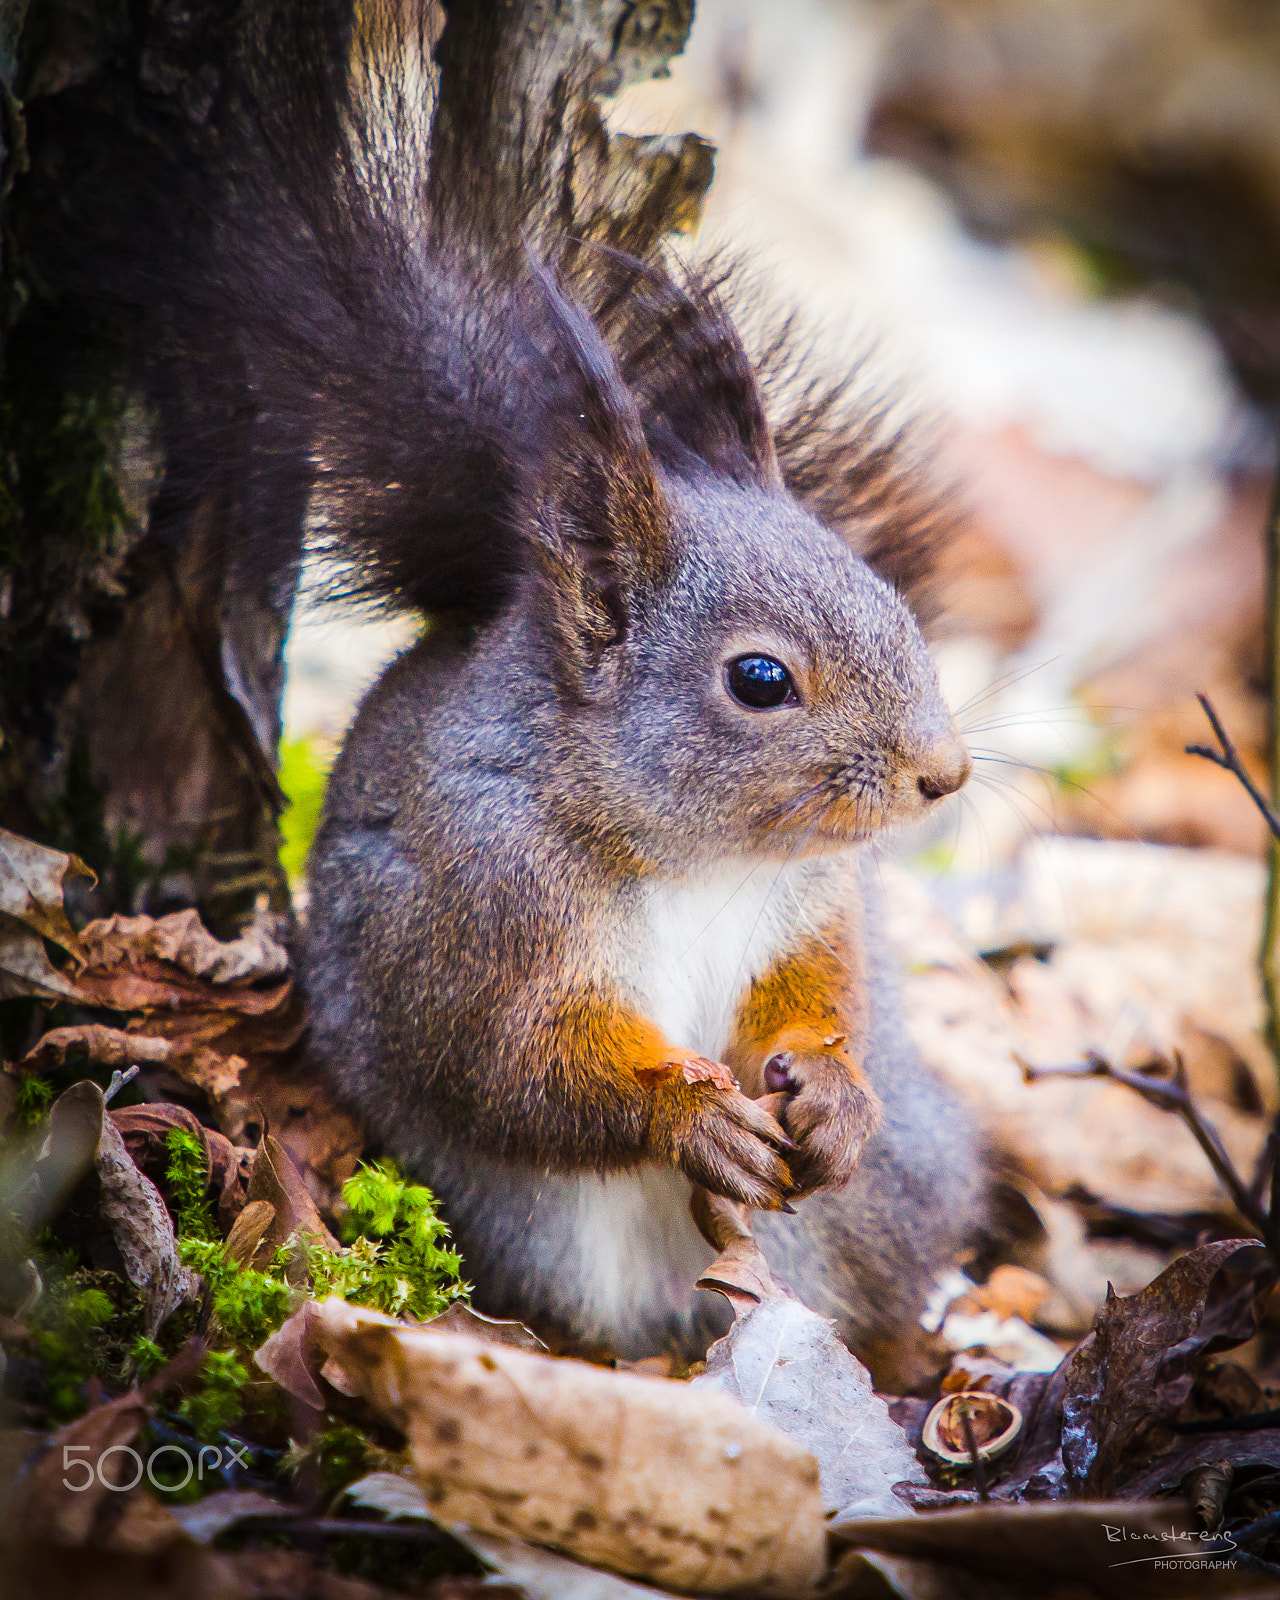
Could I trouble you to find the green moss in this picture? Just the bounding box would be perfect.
[164,1128,218,1242]
[177,1350,249,1442]
[14,1073,53,1128]
[310,1159,467,1320]
[278,736,332,887]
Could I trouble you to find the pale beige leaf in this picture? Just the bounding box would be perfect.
[310,1297,828,1597]
[693,1294,925,1519]
[0,826,93,956]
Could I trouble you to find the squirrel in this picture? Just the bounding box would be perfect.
[26,0,992,1388]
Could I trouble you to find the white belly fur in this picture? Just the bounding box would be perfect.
[475,854,856,1350]
[619,854,847,1061]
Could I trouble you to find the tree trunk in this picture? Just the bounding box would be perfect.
[0,0,710,933]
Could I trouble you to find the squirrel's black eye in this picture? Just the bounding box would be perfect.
[726,655,797,710]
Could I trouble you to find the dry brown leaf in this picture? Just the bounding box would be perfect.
[88,1089,203,1337]
[23,1025,246,1101]
[0,825,90,1003]
[253,1297,327,1410]
[168,1488,289,1544]
[1,1385,153,1548]
[225,1199,277,1267]
[108,1103,253,1231]
[423,1303,548,1352]
[222,1054,365,1213]
[78,908,288,985]
[309,1296,829,1596]
[833,1498,1266,1599]
[0,914,87,1003]
[1062,1239,1274,1496]
[459,1529,692,1600]
[696,1236,786,1306]
[244,1133,337,1257]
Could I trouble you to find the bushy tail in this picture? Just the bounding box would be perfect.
[19,0,952,622]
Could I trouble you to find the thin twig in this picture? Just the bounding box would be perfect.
[1018,1050,1279,1257]
[958,1402,990,1502]
[1186,686,1280,1084]
[1185,692,1280,844]
[103,1064,140,1105]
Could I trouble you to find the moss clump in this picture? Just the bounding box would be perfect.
[164,1128,218,1242]
[13,1073,53,1128]
[177,1350,249,1441]
[311,1159,467,1320]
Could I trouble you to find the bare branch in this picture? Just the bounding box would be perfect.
[1018,1049,1278,1257]
[1185,692,1280,844]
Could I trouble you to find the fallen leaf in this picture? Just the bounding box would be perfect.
[222,1054,365,1214]
[344,1471,433,1521]
[0,1342,203,1550]
[462,1530,691,1600]
[23,1025,245,1101]
[692,1289,925,1519]
[832,1499,1263,1599]
[90,1092,203,1337]
[225,1199,277,1267]
[0,826,93,955]
[0,913,86,1003]
[423,1303,548,1353]
[77,908,288,985]
[310,1296,829,1596]
[253,1298,327,1410]
[244,1133,337,1257]
[108,1103,253,1231]
[39,1081,201,1337]
[169,1488,288,1544]
[1062,1239,1273,1495]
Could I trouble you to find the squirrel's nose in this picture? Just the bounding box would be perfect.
[915,736,971,802]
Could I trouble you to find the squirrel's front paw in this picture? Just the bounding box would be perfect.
[763,1048,880,1194]
[648,1065,796,1209]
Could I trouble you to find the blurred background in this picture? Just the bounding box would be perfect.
[284,0,1280,884]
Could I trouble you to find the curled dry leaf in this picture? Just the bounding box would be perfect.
[1063,1238,1275,1495]
[308,1296,829,1596]
[77,907,289,985]
[253,1297,327,1411]
[220,1054,365,1215]
[243,1132,338,1257]
[423,1302,548,1353]
[0,826,94,1002]
[23,1024,246,1101]
[27,1081,201,1337]
[109,1103,253,1231]
[84,1088,203,1337]
[225,1199,277,1267]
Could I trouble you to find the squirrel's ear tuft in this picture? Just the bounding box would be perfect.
[526,268,672,675]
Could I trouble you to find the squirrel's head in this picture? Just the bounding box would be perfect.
[521,263,969,867]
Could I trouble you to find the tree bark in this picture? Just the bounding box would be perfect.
[0,0,710,933]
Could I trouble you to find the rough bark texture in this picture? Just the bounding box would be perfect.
[0,0,710,933]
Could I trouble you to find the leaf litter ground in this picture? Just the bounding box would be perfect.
[4,824,1280,1598]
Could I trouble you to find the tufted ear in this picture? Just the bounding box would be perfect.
[525,267,672,685]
